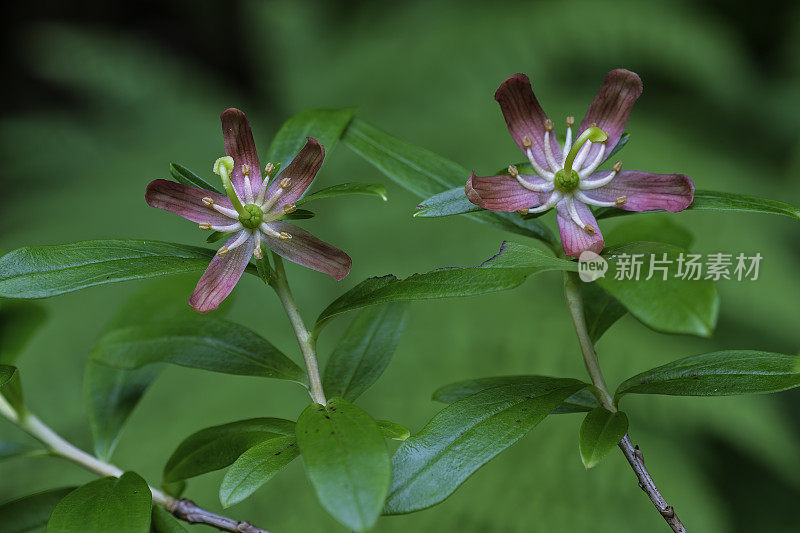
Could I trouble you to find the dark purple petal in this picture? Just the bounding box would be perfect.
[263,138,325,211]
[262,221,350,280]
[577,69,642,166]
[495,73,561,170]
[145,179,234,225]
[556,199,605,258]
[465,172,546,212]
[581,170,695,212]
[189,232,255,313]
[221,108,263,198]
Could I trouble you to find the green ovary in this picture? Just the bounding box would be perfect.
[238,204,263,229]
[554,169,580,193]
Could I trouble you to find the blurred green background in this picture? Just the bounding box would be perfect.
[2,0,800,531]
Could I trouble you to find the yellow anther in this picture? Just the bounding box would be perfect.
[217,246,229,256]
[522,135,533,149]
[241,164,250,176]
[253,245,263,259]
[615,196,627,206]
[566,116,575,127]
[544,119,554,131]
[613,161,623,172]
[517,209,529,216]
[198,223,212,230]
[584,225,596,235]
[283,203,297,214]
[264,163,274,177]
[202,197,214,207]
[279,177,292,189]
[507,165,519,177]
[278,232,292,241]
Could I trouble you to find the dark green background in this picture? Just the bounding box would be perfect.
[2,0,799,531]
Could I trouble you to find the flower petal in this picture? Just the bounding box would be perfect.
[581,170,695,212]
[221,108,263,198]
[261,221,350,280]
[577,69,642,167]
[495,73,561,170]
[145,179,235,225]
[556,198,605,258]
[189,231,255,313]
[263,138,325,211]
[465,172,546,212]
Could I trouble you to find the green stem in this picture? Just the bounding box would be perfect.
[269,253,327,405]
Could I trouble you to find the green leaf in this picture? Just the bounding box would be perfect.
[607,132,630,159]
[581,283,627,343]
[205,231,229,244]
[295,182,388,207]
[90,317,306,383]
[616,351,800,400]
[163,418,295,483]
[169,163,222,195]
[385,379,587,514]
[296,398,390,532]
[0,240,251,299]
[0,365,24,413]
[151,506,188,533]
[0,301,47,365]
[283,209,315,220]
[0,487,76,533]
[596,190,800,221]
[0,441,49,461]
[219,435,299,508]
[604,215,694,249]
[413,187,480,218]
[431,375,599,414]
[596,242,719,337]
[376,420,411,441]
[342,118,555,244]
[323,303,408,401]
[266,108,357,172]
[47,472,151,533]
[315,242,576,330]
[579,408,629,469]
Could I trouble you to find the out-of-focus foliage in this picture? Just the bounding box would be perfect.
[1,1,799,532]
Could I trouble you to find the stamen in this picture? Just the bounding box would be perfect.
[517,209,529,216]
[198,223,212,230]
[615,195,627,205]
[279,177,292,189]
[522,136,533,149]
[217,246,229,256]
[566,197,587,229]
[253,243,263,259]
[283,203,297,215]
[562,116,575,164]
[524,148,555,180]
[259,222,283,238]
[242,164,250,176]
[243,175,254,204]
[578,143,607,177]
[264,163,274,177]
[516,175,555,193]
[211,203,239,218]
[579,161,622,190]
[224,231,250,253]
[572,141,592,170]
[543,124,560,172]
[508,165,519,177]
[584,224,596,235]
[202,197,214,207]
[210,222,243,232]
[574,190,617,207]
[562,126,607,187]
[527,191,562,214]
[278,232,292,241]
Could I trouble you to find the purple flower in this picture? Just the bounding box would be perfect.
[146,108,351,313]
[466,70,695,258]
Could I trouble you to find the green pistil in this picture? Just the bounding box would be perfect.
[562,126,608,183]
[213,156,244,213]
[239,204,263,229]
[554,169,580,193]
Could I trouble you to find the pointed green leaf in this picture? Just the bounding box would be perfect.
[581,283,627,343]
[376,420,410,441]
[0,365,24,413]
[283,209,315,220]
[413,187,480,218]
[385,379,587,514]
[607,132,630,159]
[151,506,188,533]
[163,418,295,483]
[169,163,222,195]
[431,375,600,414]
[296,398,390,531]
[596,242,719,337]
[616,351,800,400]
[90,317,306,383]
[0,301,47,365]
[205,231,229,243]
[579,408,629,469]
[323,303,408,401]
[0,240,255,299]
[342,118,555,244]
[47,472,151,533]
[219,436,299,508]
[295,182,388,207]
[0,487,76,533]
[267,108,357,172]
[315,242,576,330]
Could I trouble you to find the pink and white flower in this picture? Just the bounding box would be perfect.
[146,108,351,312]
[466,70,695,258]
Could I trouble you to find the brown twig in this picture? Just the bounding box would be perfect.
[618,434,687,533]
[168,499,273,533]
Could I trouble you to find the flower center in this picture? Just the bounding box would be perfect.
[238,203,263,229]
[554,169,580,193]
